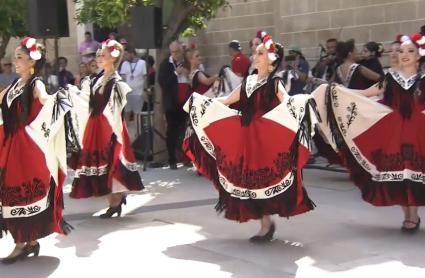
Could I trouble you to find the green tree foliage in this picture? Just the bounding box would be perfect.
[75,0,229,47]
[0,0,27,59]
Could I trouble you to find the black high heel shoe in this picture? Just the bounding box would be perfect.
[99,196,127,219]
[249,223,276,243]
[1,242,40,265]
[401,217,421,233]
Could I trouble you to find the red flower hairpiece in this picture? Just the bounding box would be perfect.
[21,36,42,60]
[397,32,425,56]
[262,35,277,61]
[102,39,121,58]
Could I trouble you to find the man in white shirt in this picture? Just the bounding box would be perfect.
[120,46,147,118]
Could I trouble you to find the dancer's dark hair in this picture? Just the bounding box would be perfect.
[2,44,46,138]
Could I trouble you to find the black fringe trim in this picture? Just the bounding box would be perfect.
[0,179,70,242]
[325,84,346,150]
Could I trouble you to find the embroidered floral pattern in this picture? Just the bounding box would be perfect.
[245,75,267,98]
[10,205,41,216]
[346,102,358,127]
[6,86,24,108]
[41,122,50,138]
[215,146,291,189]
[371,144,425,171]
[0,177,47,206]
[200,98,213,117]
[389,70,418,90]
[287,97,297,119]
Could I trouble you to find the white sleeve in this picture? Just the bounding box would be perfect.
[34,79,49,103]
[116,81,132,98]
[120,61,130,75]
[140,60,147,76]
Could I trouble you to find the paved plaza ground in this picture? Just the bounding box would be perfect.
[0,162,424,278]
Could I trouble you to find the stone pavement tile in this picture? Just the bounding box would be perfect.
[1,168,425,277]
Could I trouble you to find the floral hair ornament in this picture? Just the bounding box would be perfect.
[256,30,268,40]
[21,36,42,60]
[262,34,277,62]
[398,33,425,56]
[102,39,121,58]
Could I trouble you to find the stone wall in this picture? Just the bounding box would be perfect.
[198,0,425,73]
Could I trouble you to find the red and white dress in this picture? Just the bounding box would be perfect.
[314,63,373,165]
[0,78,70,242]
[68,72,144,198]
[184,74,318,222]
[183,70,214,161]
[313,70,425,206]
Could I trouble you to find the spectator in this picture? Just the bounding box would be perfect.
[334,39,381,89]
[389,40,401,71]
[144,54,156,111]
[228,40,251,78]
[88,59,99,78]
[57,57,75,88]
[81,48,97,63]
[120,38,129,46]
[75,62,89,87]
[120,46,147,119]
[0,57,19,91]
[158,41,190,169]
[44,61,58,92]
[287,46,310,95]
[79,31,100,62]
[109,32,117,40]
[312,38,338,81]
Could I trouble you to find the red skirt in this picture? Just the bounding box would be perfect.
[70,115,144,198]
[190,115,314,222]
[348,110,425,206]
[0,128,66,242]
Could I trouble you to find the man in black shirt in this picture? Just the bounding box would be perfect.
[57,57,75,88]
[312,38,338,81]
[158,41,190,169]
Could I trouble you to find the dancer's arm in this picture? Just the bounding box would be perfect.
[359,66,382,82]
[277,81,286,103]
[198,72,219,86]
[359,83,385,97]
[220,85,241,106]
[34,80,49,104]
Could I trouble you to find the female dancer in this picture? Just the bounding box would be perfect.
[389,39,401,71]
[313,33,425,232]
[186,48,219,95]
[314,39,384,165]
[0,37,71,263]
[183,48,218,163]
[335,39,382,89]
[69,39,144,218]
[360,41,385,87]
[185,35,317,242]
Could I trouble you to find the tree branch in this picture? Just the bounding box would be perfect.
[0,34,11,61]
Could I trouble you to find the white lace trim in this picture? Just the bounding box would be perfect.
[218,170,295,199]
[245,74,267,98]
[337,63,360,87]
[389,70,419,90]
[75,164,109,177]
[1,195,49,218]
[6,85,24,108]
